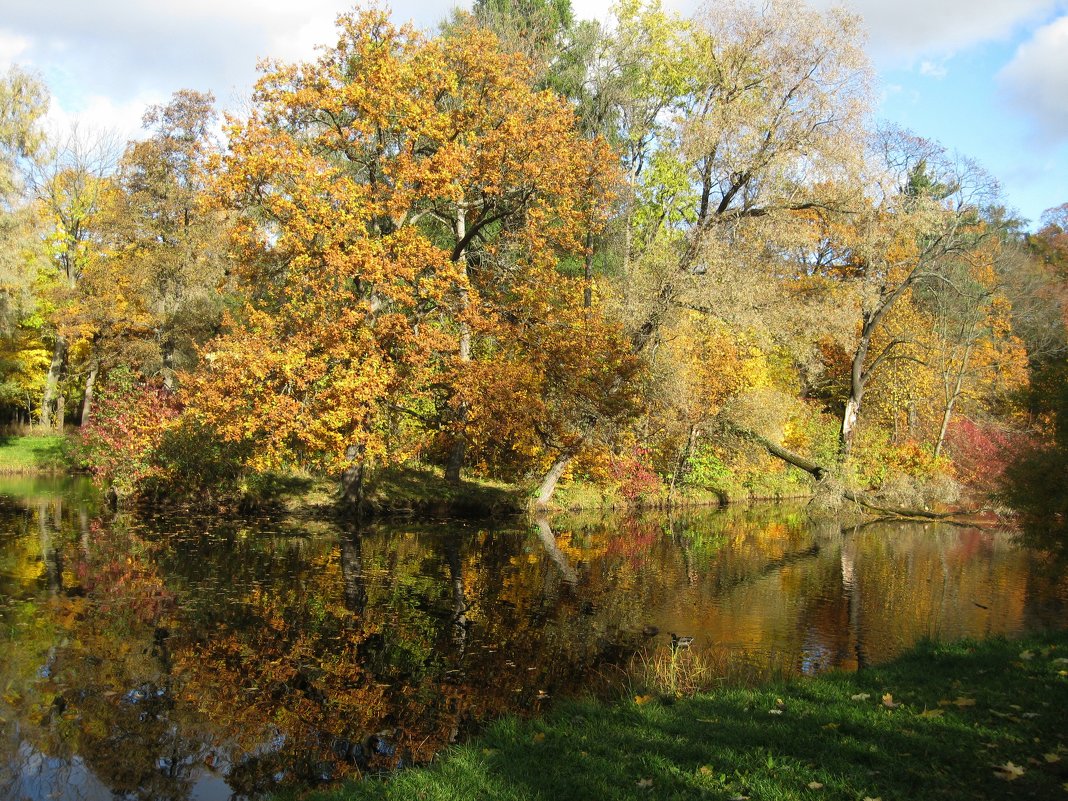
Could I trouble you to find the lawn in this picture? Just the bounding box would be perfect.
[0,434,70,473]
[300,632,1068,801]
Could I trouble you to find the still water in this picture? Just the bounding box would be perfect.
[1,477,1065,799]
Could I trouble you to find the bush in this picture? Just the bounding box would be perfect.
[78,369,180,498]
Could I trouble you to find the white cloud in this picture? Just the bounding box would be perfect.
[0,30,31,69]
[998,14,1068,143]
[807,0,1059,62]
[44,92,161,149]
[919,60,947,78]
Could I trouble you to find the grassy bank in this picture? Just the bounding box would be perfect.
[300,632,1068,801]
[0,434,70,474]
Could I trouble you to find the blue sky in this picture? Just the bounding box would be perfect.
[2,0,1065,228]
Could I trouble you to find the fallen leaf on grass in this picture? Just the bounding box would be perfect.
[1044,753,1061,763]
[1019,650,1035,660]
[532,732,545,743]
[768,709,784,715]
[698,766,713,776]
[822,722,840,730]
[637,778,654,789]
[851,693,870,701]
[862,797,882,801]
[881,693,900,709]
[919,708,944,718]
[807,781,824,789]
[993,761,1025,781]
[634,694,654,705]
[942,697,975,707]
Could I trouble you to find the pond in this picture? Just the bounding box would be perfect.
[1,477,1065,799]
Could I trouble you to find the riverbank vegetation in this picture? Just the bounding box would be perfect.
[0,1,1065,540]
[297,631,1068,801]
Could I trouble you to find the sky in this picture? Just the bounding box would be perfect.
[1,0,1065,229]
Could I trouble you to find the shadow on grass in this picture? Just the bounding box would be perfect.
[309,633,1068,801]
[363,465,523,519]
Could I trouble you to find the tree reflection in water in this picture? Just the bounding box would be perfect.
[0,478,1065,800]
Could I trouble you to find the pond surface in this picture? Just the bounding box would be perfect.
[1,478,1065,799]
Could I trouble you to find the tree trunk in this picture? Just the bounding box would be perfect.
[534,448,576,510]
[667,424,697,505]
[732,422,974,520]
[161,338,176,391]
[934,343,973,459]
[39,336,67,430]
[444,437,466,485]
[840,394,862,458]
[341,444,366,517]
[447,204,470,486]
[583,228,594,309]
[80,360,99,425]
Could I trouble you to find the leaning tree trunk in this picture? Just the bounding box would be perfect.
[534,447,578,510]
[731,422,973,520]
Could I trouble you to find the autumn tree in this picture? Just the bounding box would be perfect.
[74,90,229,419]
[0,67,50,421]
[29,126,118,429]
[183,11,622,506]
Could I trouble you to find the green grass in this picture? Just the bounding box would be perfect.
[0,434,70,474]
[299,632,1068,801]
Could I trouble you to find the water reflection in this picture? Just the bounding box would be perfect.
[0,480,1065,800]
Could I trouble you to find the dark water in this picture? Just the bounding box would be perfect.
[1,478,1065,800]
